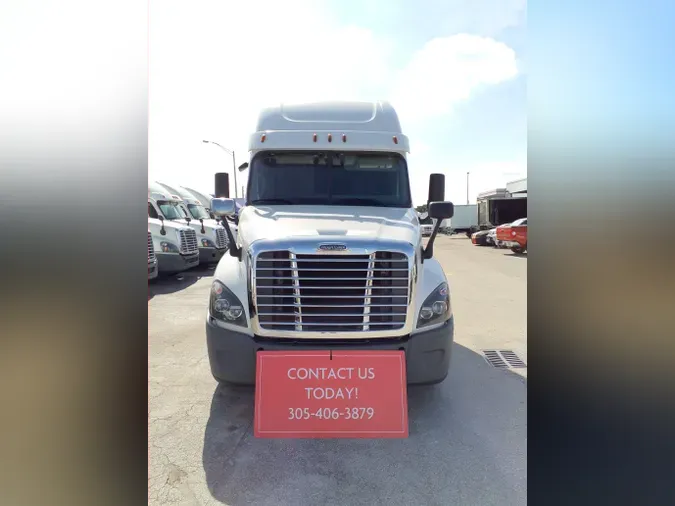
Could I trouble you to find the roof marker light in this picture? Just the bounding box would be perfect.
[342,133,347,142]
[393,135,399,144]
[260,134,266,142]
[327,133,332,142]
[312,133,317,142]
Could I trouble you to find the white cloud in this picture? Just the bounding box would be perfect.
[390,34,519,126]
[440,0,527,37]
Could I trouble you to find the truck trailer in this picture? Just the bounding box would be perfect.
[477,190,527,230]
[448,204,478,236]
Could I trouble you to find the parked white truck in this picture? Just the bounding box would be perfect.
[205,101,456,386]
[148,182,227,265]
[156,181,231,262]
[420,223,435,236]
[147,214,199,274]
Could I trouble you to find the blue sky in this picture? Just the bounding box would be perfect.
[149,0,527,205]
[529,0,675,153]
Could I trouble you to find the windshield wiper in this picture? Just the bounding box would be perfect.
[332,197,388,207]
[250,198,295,205]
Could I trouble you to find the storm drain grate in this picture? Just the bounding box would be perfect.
[482,350,527,369]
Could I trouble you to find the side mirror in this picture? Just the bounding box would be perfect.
[211,198,236,217]
[238,162,249,172]
[428,201,454,220]
[211,198,241,260]
[427,173,445,205]
[422,200,454,262]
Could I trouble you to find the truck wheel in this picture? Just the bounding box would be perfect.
[511,246,524,254]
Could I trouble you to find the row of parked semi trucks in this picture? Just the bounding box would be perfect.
[147,181,244,279]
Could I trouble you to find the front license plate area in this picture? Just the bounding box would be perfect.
[254,350,408,438]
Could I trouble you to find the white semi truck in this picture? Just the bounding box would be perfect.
[205,101,456,386]
[147,214,199,274]
[148,182,226,265]
[156,181,231,262]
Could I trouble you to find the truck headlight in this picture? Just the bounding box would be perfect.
[416,282,451,329]
[209,280,246,327]
[201,238,216,248]
[160,241,180,253]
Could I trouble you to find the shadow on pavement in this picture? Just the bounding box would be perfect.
[503,252,527,259]
[202,343,527,506]
[148,265,215,300]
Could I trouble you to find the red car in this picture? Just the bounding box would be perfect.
[496,218,527,254]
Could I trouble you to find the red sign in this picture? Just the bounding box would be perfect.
[254,350,408,438]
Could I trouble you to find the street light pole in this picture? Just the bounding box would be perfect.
[466,172,470,205]
[202,140,238,198]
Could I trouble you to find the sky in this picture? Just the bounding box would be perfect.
[148,0,527,206]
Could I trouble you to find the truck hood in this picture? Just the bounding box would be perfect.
[148,217,187,231]
[166,218,222,234]
[238,205,419,247]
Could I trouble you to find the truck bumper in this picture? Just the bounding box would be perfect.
[205,316,455,386]
[148,259,158,280]
[503,240,524,248]
[199,246,227,264]
[156,252,199,274]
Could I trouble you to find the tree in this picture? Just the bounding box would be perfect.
[415,204,427,213]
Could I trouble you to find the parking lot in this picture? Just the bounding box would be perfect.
[149,236,527,506]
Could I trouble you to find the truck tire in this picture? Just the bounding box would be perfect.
[511,246,525,254]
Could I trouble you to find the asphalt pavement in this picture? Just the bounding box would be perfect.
[149,236,527,505]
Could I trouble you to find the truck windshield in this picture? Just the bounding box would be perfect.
[247,152,412,208]
[188,204,211,220]
[157,200,184,220]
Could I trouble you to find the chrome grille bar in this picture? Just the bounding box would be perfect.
[363,252,376,331]
[256,258,383,263]
[257,303,408,308]
[258,312,406,317]
[289,252,302,331]
[256,276,393,281]
[256,268,409,271]
[255,286,408,291]
[255,321,405,327]
[255,294,405,298]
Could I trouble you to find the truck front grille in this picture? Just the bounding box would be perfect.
[215,227,228,249]
[179,229,198,254]
[254,251,410,332]
[147,232,156,262]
